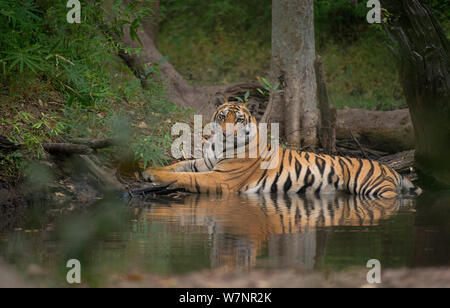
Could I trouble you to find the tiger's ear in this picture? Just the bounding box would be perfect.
[214,93,228,107]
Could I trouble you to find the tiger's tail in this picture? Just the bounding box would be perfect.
[400,176,422,196]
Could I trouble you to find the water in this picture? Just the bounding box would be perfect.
[0,191,449,286]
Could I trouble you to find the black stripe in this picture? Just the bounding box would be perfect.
[284,174,292,193]
[372,184,389,196]
[314,183,322,196]
[271,149,285,193]
[360,159,375,194]
[327,166,335,184]
[378,187,395,197]
[295,158,302,180]
[305,167,312,183]
[205,156,213,170]
[260,178,267,193]
[279,148,286,174]
[316,156,326,176]
[297,168,314,194]
[193,161,199,172]
[195,179,201,193]
[297,186,307,194]
[365,174,385,196]
[271,174,280,193]
[256,168,269,185]
[338,158,351,193]
[353,159,363,194]
[304,152,310,162]
[343,157,354,166]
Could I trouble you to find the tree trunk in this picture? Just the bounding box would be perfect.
[381,0,450,188]
[315,55,336,154]
[142,0,159,47]
[263,0,319,148]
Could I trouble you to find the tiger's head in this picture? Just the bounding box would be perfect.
[212,95,257,138]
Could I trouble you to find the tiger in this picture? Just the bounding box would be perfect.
[143,99,422,198]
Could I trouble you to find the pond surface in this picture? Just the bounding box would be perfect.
[0,191,449,286]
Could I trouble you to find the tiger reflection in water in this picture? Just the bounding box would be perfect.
[146,193,414,270]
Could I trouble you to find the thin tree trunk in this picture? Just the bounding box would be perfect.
[263,0,319,148]
[381,0,450,188]
[315,55,336,154]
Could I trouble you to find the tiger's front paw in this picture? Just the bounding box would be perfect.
[142,168,158,182]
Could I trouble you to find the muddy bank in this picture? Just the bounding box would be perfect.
[0,262,31,288]
[1,261,448,288]
[108,267,450,288]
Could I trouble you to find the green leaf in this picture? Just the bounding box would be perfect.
[261,77,271,87]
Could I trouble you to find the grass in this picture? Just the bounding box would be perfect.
[159,26,271,86]
[318,29,407,110]
[159,26,407,111]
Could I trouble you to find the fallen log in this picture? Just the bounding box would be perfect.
[43,137,123,155]
[69,137,123,149]
[336,140,388,159]
[379,150,415,174]
[336,108,414,153]
[76,155,124,192]
[43,143,93,155]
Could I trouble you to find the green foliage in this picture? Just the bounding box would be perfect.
[160,0,271,41]
[314,0,369,42]
[429,0,450,37]
[0,0,184,177]
[132,133,173,168]
[0,0,154,104]
[234,91,250,103]
[255,77,283,105]
[429,0,450,20]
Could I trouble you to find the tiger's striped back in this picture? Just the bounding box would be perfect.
[240,148,422,198]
